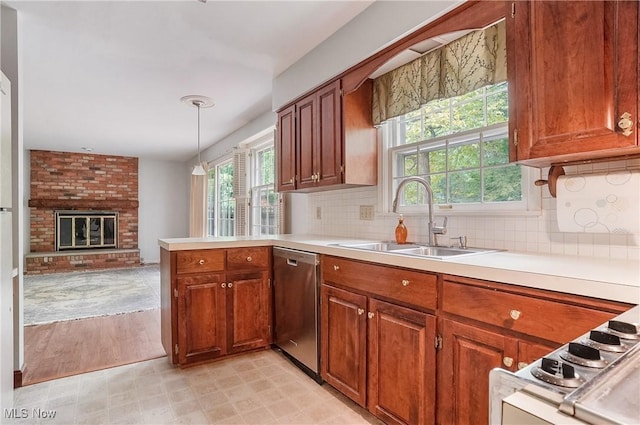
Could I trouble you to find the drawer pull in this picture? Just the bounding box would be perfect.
[357,308,364,316]
[228,282,233,288]
[333,265,340,271]
[367,312,375,319]
[198,259,205,265]
[246,256,252,262]
[517,362,528,370]
[503,357,514,368]
[402,279,410,287]
[221,283,227,288]
[509,309,521,320]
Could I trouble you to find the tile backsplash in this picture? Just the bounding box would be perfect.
[297,159,640,261]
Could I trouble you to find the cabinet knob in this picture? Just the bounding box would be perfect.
[287,178,294,184]
[367,312,375,319]
[228,282,233,288]
[509,309,521,320]
[221,283,226,288]
[198,259,205,265]
[401,279,410,287]
[246,256,252,262]
[357,308,364,315]
[503,357,514,368]
[618,112,634,137]
[333,265,340,271]
[517,362,528,370]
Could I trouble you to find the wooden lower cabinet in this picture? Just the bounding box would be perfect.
[177,273,227,365]
[162,247,272,366]
[227,271,272,354]
[321,284,436,425]
[321,284,367,406]
[368,298,436,425]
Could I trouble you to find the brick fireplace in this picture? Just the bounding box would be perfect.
[26,150,141,274]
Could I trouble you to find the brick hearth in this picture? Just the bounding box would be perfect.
[27,150,140,274]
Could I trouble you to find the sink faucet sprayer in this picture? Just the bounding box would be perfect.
[392,176,447,246]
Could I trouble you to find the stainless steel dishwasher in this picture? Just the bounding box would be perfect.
[273,247,321,382]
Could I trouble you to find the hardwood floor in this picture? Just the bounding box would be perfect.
[23,308,166,386]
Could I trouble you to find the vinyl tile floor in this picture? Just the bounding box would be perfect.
[9,349,382,425]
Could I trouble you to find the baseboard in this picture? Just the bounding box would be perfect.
[14,369,23,388]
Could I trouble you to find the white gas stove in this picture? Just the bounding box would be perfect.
[490,305,640,424]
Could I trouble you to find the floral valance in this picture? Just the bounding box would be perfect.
[372,20,506,125]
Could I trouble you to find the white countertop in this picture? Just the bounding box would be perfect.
[159,234,640,305]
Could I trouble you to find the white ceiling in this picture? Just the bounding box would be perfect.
[5,0,374,161]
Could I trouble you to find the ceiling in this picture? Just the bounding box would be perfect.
[4,0,374,161]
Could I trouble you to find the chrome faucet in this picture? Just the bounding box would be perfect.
[392,176,447,246]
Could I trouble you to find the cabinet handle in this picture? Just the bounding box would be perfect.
[357,308,364,315]
[311,173,317,182]
[221,283,227,288]
[503,357,514,368]
[228,282,233,288]
[618,112,634,137]
[333,265,340,271]
[517,362,528,370]
[367,312,375,319]
[509,309,521,320]
[401,279,410,287]
[246,256,252,262]
[198,259,205,265]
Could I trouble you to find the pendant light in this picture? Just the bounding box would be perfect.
[181,95,214,175]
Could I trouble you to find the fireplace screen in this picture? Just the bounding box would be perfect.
[56,211,117,251]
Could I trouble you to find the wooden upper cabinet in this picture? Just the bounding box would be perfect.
[276,104,296,192]
[276,78,376,192]
[509,0,639,166]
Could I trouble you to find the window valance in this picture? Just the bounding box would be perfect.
[372,20,506,125]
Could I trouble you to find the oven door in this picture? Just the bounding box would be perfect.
[502,392,586,425]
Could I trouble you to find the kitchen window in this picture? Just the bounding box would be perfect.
[207,159,235,236]
[381,82,539,214]
[249,144,280,236]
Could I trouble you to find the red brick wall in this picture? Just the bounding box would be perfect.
[29,150,139,253]
[25,251,141,275]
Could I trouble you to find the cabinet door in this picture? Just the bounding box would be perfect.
[177,274,227,365]
[368,299,436,425]
[226,271,271,354]
[320,284,367,407]
[276,105,296,192]
[510,1,639,165]
[316,80,343,187]
[437,319,517,425]
[296,92,318,190]
[517,340,557,371]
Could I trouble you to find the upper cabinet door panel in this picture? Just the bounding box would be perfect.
[296,93,317,190]
[512,1,639,165]
[316,80,343,187]
[276,105,296,192]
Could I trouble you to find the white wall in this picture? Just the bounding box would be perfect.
[272,0,463,110]
[294,159,640,262]
[138,158,189,263]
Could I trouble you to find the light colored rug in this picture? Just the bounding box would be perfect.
[24,265,160,325]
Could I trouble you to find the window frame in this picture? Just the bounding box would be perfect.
[379,88,541,216]
[248,140,280,236]
[207,155,235,237]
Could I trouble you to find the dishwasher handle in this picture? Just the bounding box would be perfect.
[287,258,298,267]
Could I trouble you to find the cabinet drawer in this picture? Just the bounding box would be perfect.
[322,256,437,311]
[176,249,225,275]
[227,247,270,271]
[441,280,618,344]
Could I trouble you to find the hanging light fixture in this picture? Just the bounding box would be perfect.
[181,95,214,176]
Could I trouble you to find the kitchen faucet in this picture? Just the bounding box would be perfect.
[392,176,447,246]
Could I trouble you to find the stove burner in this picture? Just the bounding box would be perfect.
[531,357,584,388]
[584,330,626,353]
[559,342,607,368]
[607,320,640,340]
